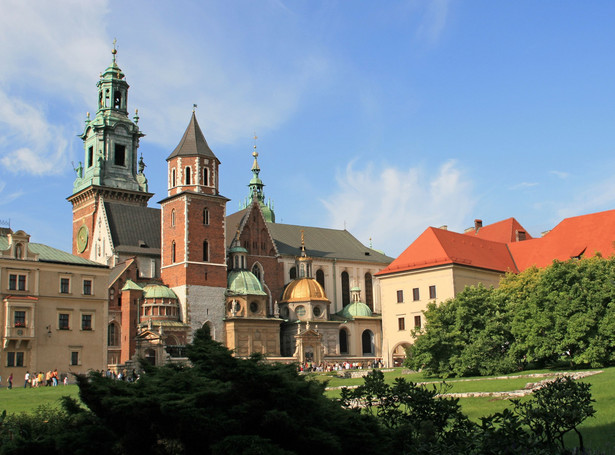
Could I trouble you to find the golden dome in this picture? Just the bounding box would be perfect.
[282,278,329,302]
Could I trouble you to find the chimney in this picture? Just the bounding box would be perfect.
[439,225,448,231]
[474,219,483,232]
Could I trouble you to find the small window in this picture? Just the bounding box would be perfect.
[172,168,176,187]
[295,305,306,317]
[289,266,297,280]
[412,288,420,301]
[204,168,210,186]
[171,209,176,227]
[203,240,209,262]
[8,274,16,290]
[18,275,26,291]
[414,315,422,329]
[70,351,80,366]
[60,278,70,294]
[185,166,191,185]
[171,241,176,263]
[83,279,92,295]
[14,311,26,327]
[88,146,94,167]
[250,301,259,313]
[7,352,24,367]
[429,285,436,299]
[398,317,405,331]
[8,274,24,291]
[114,144,126,166]
[114,90,122,109]
[59,313,70,330]
[82,314,92,331]
[203,208,209,225]
[108,323,119,346]
[396,290,404,303]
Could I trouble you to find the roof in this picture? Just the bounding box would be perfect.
[109,258,136,286]
[509,209,615,271]
[167,112,217,161]
[143,284,178,299]
[377,227,518,276]
[339,301,373,318]
[227,270,267,296]
[105,202,160,252]
[464,217,533,243]
[0,236,107,268]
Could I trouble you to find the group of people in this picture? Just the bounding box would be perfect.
[299,359,386,373]
[14,370,68,388]
[102,368,139,382]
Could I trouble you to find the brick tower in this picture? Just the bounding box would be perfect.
[67,45,152,260]
[160,111,229,341]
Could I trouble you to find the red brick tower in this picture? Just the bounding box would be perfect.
[160,112,229,341]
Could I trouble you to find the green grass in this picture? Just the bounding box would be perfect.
[0,385,80,414]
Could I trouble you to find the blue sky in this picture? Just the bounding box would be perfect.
[2,0,615,258]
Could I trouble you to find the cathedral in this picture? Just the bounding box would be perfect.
[68,47,392,369]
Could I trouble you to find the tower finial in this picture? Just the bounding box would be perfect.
[112,38,117,62]
[193,103,197,113]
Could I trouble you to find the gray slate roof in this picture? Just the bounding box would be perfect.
[0,237,106,268]
[167,112,217,161]
[105,202,161,254]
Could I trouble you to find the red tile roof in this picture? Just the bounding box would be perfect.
[376,227,518,276]
[464,217,533,243]
[378,210,615,277]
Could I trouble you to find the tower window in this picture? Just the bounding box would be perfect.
[172,169,176,187]
[341,271,350,307]
[203,208,209,225]
[203,240,209,262]
[104,89,110,107]
[114,91,122,109]
[171,241,176,263]
[316,269,325,290]
[88,146,94,167]
[171,209,176,227]
[204,168,210,186]
[114,144,126,166]
[185,167,191,185]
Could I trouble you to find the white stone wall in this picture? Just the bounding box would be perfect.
[172,284,226,343]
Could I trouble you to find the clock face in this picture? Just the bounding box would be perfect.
[77,225,89,253]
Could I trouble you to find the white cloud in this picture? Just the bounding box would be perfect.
[415,0,451,44]
[557,175,615,220]
[322,159,475,256]
[549,170,569,179]
[509,182,538,190]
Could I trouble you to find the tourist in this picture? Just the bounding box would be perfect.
[24,371,30,388]
[8,373,13,389]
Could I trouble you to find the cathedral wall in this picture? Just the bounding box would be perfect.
[172,284,226,343]
[70,194,98,258]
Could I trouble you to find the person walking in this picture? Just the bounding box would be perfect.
[24,371,30,388]
[8,373,13,389]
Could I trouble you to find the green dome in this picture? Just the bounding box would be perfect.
[229,244,248,254]
[227,270,267,296]
[143,284,178,299]
[339,301,373,318]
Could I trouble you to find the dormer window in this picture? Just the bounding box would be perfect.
[87,146,94,168]
[15,243,22,259]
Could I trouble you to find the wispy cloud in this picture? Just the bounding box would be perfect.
[549,170,569,179]
[415,0,451,44]
[322,159,475,256]
[557,174,615,220]
[509,182,539,190]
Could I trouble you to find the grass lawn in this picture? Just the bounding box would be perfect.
[0,385,80,414]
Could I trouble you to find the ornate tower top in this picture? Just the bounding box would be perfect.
[295,230,313,278]
[240,135,275,222]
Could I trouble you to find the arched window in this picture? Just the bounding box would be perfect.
[185,167,191,185]
[252,263,262,282]
[316,269,325,290]
[289,266,297,280]
[171,209,176,227]
[107,322,120,346]
[341,271,350,307]
[339,329,349,354]
[364,272,374,311]
[172,168,176,187]
[204,168,210,186]
[203,240,209,262]
[203,208,209,225]
[362,330,375,355]
[234,256,239,269]
[171,241,176,263]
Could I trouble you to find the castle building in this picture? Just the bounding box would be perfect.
[0,229,109,380]
[68,47,391,368]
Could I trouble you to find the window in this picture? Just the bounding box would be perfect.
[114,90,122,109]
[412,288,420,301]
[414,315,422,329]
[203,208,209,225]
[59,313,70,330]
[14,311,26,327]
[83,279,92,295]
[71,351,80,366]
[60,278,70,294]
[398,317,405,331]
[108,323,119,346]
[396,290,404,303]
[81,314,92,331]
[87,146,93,167]
[203,240,209,262]
[341,271,350,307]
[185,166,191,185]
[9,274,26,291]
[171,209,176,227]
[171,241,176,263]
[362,330,375,355]
[204,168,210,186]
[295,305,306,317]
[7,352,24,367]
[339,329,349,354]
[316,269,325,290]
[114,144,126,166]
[364,272,374,310]
[289,266,297,280]
[429,285,437,299]
[172,168,176,187]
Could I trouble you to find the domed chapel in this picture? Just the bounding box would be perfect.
[68,46,392,369]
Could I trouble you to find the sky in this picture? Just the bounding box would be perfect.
[1,0,615,258]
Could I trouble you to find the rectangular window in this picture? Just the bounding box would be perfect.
[14,311,26,327]
[60,278,70,294]
[114,144,126,166]
[414,315,422,329]
[396,290,404,303]
[8,274,16,290]
[83,279,92,295]
[81,314,92,331]
[70,351,79,366]
[429,285,437,299]
[412,288,420,301]
[59,313,70,330]
[398,317,405,331]
[18,275,26,291]
[7,352,23,367]
[16,352,23,367]
[87,146,94,167]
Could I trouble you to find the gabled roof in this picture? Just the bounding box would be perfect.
[376,227,518,276]
[109,257,136,286]
[465,217,533,243]
[104,202,161,254]
[167,112,217,161]
[509,209,615,271]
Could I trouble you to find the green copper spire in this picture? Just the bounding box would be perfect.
[72,43,150,197]
[240,136,275,222]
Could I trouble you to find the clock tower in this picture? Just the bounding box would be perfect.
[67,45,153,260]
